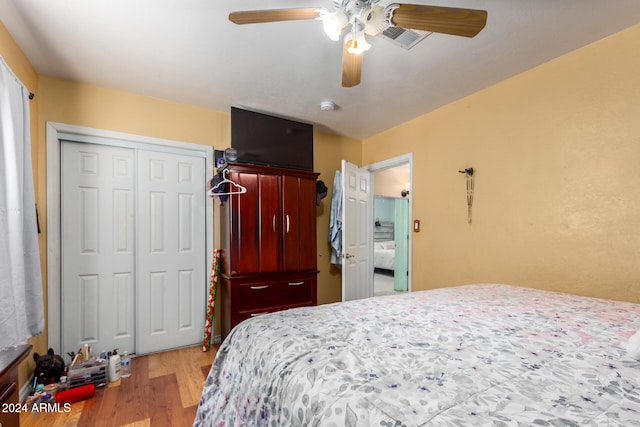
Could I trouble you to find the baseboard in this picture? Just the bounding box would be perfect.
[20,374,34,403]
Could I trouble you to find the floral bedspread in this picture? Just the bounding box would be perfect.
[194,284,640,426]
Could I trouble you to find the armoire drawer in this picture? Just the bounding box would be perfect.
[237,277,314,310]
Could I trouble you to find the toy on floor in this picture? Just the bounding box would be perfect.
[33,348,66,385]
[56,384,95,404]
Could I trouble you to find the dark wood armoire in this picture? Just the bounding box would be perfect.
[219,162,319,338]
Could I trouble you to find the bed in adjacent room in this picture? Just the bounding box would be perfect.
[373,220,395,273]
[194,284,640,426]
[373,240,395,272]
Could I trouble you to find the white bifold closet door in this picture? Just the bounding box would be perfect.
[61,141,206,357]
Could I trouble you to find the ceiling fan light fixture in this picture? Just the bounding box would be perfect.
[228,1,488,89]
[346,26,371,55]
[321,11,348,41]
[362,5,388,36]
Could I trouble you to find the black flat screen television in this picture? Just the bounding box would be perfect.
[231,107,314,171]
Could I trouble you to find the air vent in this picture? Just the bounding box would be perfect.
[381,27,432,50]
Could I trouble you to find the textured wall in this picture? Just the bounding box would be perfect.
[363,23,640,303]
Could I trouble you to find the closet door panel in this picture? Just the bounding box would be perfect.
[61,142,135,357]
[137,150,206,354]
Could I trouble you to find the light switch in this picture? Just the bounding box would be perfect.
[413,219,420,232]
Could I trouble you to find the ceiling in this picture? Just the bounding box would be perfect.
[1,0,639,140]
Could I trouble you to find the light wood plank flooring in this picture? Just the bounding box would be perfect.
[20,345,218,427]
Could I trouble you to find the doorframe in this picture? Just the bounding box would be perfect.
[46,122,214,352]
[365,153,413,294]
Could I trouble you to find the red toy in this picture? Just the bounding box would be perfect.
[55,384,95,404]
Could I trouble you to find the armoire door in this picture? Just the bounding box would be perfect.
[257,172,281,272]
[282,176,317,271]
[229,170,281,274]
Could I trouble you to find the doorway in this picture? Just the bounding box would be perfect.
[340,154,413,301]
[371,161,411,296]
[47,123,214,356]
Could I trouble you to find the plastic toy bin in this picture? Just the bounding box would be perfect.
[68,358,107,388]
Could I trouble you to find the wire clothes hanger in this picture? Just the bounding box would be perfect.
[207,169,247,197]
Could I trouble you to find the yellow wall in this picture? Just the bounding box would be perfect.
[363,23,640,303]
[38,76,231,146]
[313,132,362,304]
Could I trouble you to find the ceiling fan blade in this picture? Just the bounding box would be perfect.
[389,4,487,38]
[229,8,321,25]
[342,43,362,88]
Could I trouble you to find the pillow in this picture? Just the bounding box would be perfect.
[381,241,395,249]
[628,329,640,360]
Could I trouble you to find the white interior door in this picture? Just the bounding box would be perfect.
[61,141,136,356]
[137,150,206,354]
[341,160,372,301]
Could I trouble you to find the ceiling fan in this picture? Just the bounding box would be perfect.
[229,1,488,88]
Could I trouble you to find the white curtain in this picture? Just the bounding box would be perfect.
[0,56,44,348]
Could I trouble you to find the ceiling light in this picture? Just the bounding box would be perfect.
[346,25,371,55]
[361,5,387,36]
[321,11,348,41]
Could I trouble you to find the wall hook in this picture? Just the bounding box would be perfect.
[458,167,474,176]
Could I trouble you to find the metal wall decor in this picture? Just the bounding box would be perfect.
[458,168,474,224]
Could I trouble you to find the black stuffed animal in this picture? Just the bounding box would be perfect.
[33,348,66,385]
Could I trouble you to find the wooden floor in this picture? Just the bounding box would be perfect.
[21,345,218,427]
